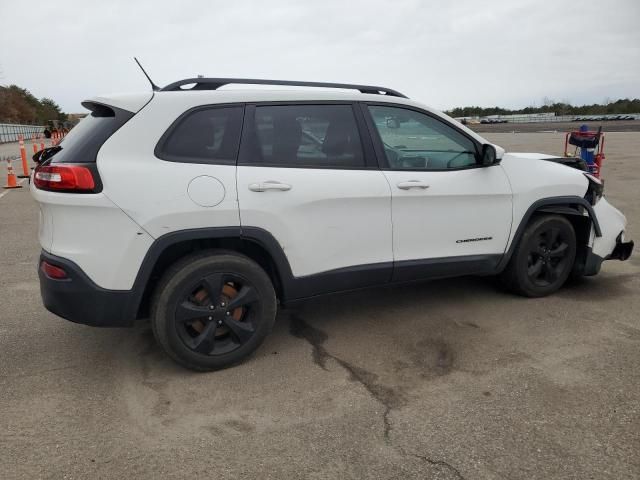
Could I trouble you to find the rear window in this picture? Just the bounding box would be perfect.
[50,103,133,164]
[156,106,244,164]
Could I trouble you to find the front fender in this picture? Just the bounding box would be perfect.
[591,197,628,258]
[496,196,601,271]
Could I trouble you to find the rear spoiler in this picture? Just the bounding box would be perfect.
[81,92,153,114]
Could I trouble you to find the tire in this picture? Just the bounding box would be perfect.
[150,250,277,371]
[500,215,577,297]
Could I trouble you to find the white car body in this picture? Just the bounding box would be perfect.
[30,81,632,327]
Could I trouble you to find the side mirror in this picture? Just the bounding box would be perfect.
[480,144,499,166]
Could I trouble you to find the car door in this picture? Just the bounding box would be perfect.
[236,102,393,295]
[364,104,513,281]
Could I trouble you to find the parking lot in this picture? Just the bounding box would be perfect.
[0,132,638,479]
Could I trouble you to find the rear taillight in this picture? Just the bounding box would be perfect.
[34,164,95,192]
[41,261,68,279]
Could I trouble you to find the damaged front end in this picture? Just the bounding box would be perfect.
[608,232,634,261]
[583,197,634,275]
[542,156,588,172]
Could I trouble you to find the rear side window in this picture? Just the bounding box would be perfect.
[50,103,133,164]
[157,106,244,164]
[239,104,365,168]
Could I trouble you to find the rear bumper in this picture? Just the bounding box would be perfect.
[38,250,135,327]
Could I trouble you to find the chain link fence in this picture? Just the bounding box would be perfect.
[0,123,45,144]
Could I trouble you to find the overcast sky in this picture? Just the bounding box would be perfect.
[1,0,638,113]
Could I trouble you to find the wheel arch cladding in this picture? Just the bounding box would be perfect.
[132,228,289,320]
[498,196,601,272]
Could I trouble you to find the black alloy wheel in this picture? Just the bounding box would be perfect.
[500,215,577,297]
[151,251,277,371]
[526,226,572,287]
[175,272,259,356]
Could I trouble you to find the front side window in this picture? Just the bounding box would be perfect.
[158,106,244,164]
[368,105,477,170]
[242,104,365,168]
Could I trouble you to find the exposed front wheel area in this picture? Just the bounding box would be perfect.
[526,226,573,288]
[151,252,277,371]
[501,215,577,297]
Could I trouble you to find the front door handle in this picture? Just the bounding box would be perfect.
[248,181,292,192]
[397,180,430,190]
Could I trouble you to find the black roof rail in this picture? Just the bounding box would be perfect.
[159,77,408,98]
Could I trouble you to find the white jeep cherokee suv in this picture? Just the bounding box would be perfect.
[31,78,634,371]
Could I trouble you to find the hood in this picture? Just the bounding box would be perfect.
[503,152,588,172]
[499,151,589,202]
[504,152,562,160]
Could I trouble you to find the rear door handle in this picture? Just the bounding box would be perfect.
[396,180,430,190]
[248,181,292,192]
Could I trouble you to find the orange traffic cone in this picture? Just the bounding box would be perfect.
[3,158,23,189]
[18,135,29,178]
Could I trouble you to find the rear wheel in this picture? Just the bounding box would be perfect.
[151,251,277,371]
[501,215,576,297]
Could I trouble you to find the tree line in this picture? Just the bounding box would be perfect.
[445,98,640,118]
[0,84,67,124]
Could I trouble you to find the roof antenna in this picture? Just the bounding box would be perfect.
[133,57,160,91]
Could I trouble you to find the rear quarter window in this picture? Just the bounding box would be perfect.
[155,106,244,164]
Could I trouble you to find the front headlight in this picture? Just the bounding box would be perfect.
[584,173,604,205]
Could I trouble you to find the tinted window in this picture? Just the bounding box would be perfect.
[241,105,364,168]
[158,106,244,164]
[368,105,477,170]
[50,103,133,164]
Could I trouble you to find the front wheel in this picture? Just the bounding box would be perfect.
[500,215,577,297]
[151,251,277,371]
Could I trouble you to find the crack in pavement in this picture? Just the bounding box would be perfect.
[402,449,467,480]
[289,313,404,441]
[289,314,466,479]
[332,357,401,443]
